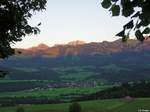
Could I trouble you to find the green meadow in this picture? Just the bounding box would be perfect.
[0,86,110,100]
[0,98,150,112]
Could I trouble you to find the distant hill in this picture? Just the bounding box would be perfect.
[16,39,150,57]
[1,39,150,84]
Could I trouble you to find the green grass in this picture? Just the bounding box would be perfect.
[0,98,150,112]
[0,86,109,100]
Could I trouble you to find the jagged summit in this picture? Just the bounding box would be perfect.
[67,40,86,46]
[36,43,49,49]
[17,39,150,57]
[28,43,49,50]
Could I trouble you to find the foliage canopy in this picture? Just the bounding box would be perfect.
[0,0,47,58]
[101,0,150,42]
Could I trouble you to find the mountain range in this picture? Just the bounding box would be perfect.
[16,39,150,57]
[1,39,150,85]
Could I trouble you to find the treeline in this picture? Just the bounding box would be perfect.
[0,81,47,92]
[75,81,150,101]
[0,96,64,107]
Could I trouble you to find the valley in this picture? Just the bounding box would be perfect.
[1,39,150,111]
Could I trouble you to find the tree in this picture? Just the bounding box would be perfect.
[0,70,8,78]
[16,106,24,112]
[69,102,81,112]
[101,0,150,42]
[0,0,47,58]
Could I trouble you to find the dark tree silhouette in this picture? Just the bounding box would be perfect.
[69,102,81,112]
[0,0,47,59]
[0,70,8,78]
[16,106,24,112]
[101,0,150,42]
[0,0,47,78]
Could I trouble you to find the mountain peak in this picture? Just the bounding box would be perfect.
[37,43,49,49]
[67,40,86,46]
[28,43,49,51]
[17,39,150,57]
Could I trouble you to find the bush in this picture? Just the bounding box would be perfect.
[16,106,24,112]
[69,102,81,112]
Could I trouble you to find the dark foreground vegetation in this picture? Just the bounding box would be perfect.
[0,81,150,107]
[0,97,64,107]
[76,81,150,101]
[0,98,150,112]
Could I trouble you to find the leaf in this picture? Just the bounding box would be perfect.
[37,22,41,26]
[110,4,120,16]
[123,20,134,29]
[121,0,134,17]
[101,0,111,9]
[116,30,125,37]
[122,35,129,42]
[135,30,145,41]
[122,7,134,17]
[142,27,150,34]
[141,19,149,26]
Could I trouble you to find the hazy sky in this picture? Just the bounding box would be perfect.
[13,0,130,48]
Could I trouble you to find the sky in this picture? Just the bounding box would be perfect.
[13,0,130,48]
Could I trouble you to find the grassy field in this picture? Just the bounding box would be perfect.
[0,86,110,100]
[0,98,150,112]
